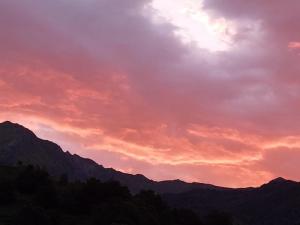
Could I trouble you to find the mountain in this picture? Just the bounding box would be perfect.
[164,177,300,225]
[2,121,300,224]
[0,121,218,194]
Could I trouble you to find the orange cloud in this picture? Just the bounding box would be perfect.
[288,42,300,49]
[1,0,300,188]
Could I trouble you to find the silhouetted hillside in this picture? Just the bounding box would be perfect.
[0,121,219,194]
[164,177,300,225]
[0,164,233,225]
[2,121,300,225]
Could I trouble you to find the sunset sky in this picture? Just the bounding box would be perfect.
[1,0,300,187]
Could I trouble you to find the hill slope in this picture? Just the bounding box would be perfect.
[164,178,300,225]
[2,121,300,224]
[0,121,218,194]
[0,165,209,225]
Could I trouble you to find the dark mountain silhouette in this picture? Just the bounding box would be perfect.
[0,165,213,225]
[2,121,300,225]
[164,177,300,225]
[0,121,218,194]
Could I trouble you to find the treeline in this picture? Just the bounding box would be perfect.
[0,165,234,225]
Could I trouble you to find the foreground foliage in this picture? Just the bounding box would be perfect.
[0,165,233,225]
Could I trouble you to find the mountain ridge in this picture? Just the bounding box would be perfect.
[164,176,300,225]
[2,121,300,225]
[0,121,221,193]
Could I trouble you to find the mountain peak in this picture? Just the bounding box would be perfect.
[1,121,17,127]
[260,177,297,189]
[0,121,36,140]
[0,121,224,194]
[268,177,291,185]
[271,177,287,183]
[1,121,24,128]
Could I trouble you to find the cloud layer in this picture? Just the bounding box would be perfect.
[1,0,300,187]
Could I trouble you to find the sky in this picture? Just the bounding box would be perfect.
[1,0,300,187]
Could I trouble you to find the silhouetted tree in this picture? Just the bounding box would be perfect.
[0,180,15,205]
[14,206,53,225]
[135,190,167,212]
[0,165,234,225]
[171,208,203,225]
[205,210,234,225]
[34,183,58,208]
[58,173,69,186]
[16,165,50,194]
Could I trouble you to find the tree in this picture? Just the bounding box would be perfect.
[205,211,234,225]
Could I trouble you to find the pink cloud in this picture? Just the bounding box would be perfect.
[289,42,300,49]
[0,0,300,187]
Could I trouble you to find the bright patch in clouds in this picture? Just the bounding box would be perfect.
[2,0,300,187]
[289,42,300,49]
[150,0,236,51]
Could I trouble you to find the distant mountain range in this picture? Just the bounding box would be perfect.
[1,121,300,225]
[164,178,300,225]
[0,121,219,194]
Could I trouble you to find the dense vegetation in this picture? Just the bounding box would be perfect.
[0,164,234,225]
